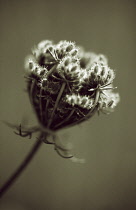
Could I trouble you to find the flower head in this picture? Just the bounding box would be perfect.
[24,40,120,160]
[25,40,120,128]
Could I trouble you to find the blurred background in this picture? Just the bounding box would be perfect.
[0,0,135,209]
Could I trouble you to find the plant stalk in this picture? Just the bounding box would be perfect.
[0,137,43,198]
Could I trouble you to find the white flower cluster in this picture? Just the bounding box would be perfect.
[25,40,120,131]
[65,94,94,110]
[23,39,120,161]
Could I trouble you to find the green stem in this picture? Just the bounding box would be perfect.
[0,136,43,198]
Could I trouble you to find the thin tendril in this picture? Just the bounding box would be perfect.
[55,147,73,159]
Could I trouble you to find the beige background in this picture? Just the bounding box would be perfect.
[0,0,136,209]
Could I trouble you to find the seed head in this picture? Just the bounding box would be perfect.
[24,39,120,160]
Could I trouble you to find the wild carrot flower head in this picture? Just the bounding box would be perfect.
[24,40,120,160]
[25,40,120,130]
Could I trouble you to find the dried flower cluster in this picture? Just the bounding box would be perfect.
[23,40,120,160]
[25,40,120,131]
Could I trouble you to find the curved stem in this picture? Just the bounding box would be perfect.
[0,137,43,198]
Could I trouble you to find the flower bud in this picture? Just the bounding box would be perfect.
[90,62,115,86]
[65,94,94,110]
[57,56,81,84]
[56,40,79,59]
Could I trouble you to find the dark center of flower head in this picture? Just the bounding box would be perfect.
[25,40,120,131]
